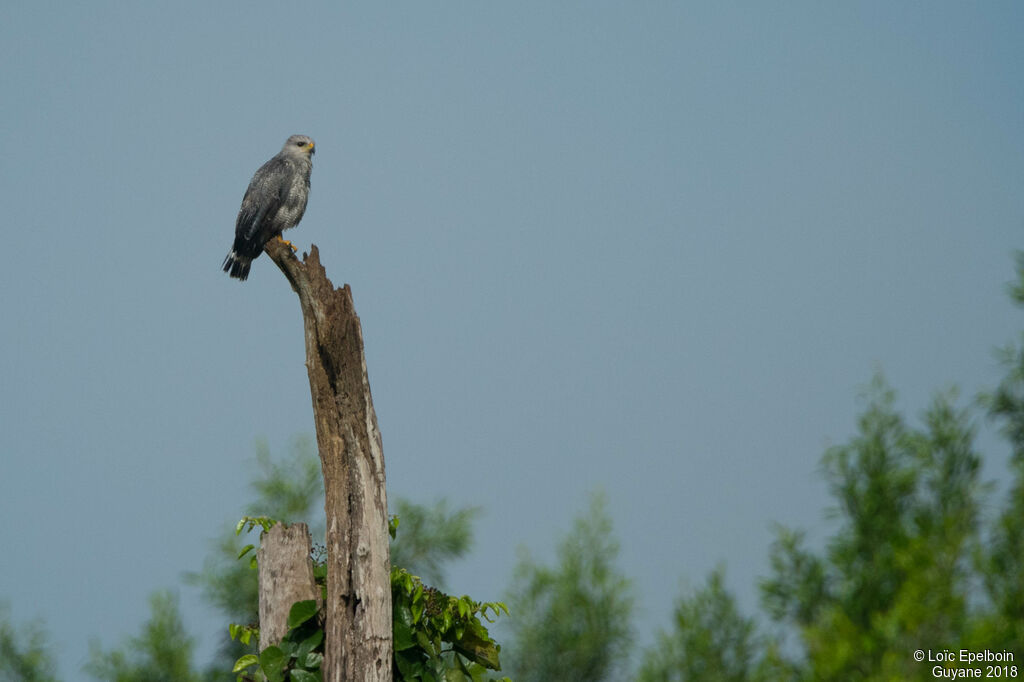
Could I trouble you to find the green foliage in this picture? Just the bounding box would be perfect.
[760,526,827,627]
[757,377,987,680]
[0,603,59,682]
[504,491,633,682]
[231,517,508,682]
[228,623,258,648]
[84,591,201,682]
[641,354,1024,682]
[391,567,510,682]
[232,600,323,682]
[975,250,1024,650]
[638,567,789,682]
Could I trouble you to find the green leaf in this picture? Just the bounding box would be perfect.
[393,620,416,651]
[232,654,259,673]
[389,515,399,539]
[287,599,320,629]
[278,639,297,657]
[291,669,322,682]
[238,544,255,559]
[395,601,414,628]
[300,651,323,670]
[416,629,434,654]
[452,628,502,670]
[395,651,422,679]
[295,628,324,660]
[480,602,508,622]
[259,645,287,682]
[448,668,470,682]
[230,623,258,645]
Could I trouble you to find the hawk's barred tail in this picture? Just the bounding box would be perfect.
[222,252,252,281]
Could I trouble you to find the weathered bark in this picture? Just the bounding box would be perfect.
[264,238,392,682]
[257,522,319,651]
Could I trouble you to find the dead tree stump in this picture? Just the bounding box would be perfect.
[257,522,319,651]
[264,238,392,682]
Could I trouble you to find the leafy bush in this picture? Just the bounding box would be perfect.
[229,516,510,682]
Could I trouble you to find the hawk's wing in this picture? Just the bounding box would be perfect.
[235,156,291,247]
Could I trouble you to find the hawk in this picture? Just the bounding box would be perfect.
[222,135,315,281]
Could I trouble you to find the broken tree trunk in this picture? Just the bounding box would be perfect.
[264,238,392,682]
[258,522,319,651]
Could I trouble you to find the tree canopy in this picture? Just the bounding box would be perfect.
[504,492,634,682]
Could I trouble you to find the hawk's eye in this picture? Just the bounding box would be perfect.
[295,141,305,147]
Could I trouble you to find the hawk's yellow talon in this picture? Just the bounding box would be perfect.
[276,236,298,252]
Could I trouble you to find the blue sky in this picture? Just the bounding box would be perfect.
[1,2,1022,677]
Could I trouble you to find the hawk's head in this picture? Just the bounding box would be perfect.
[283,134,315,157]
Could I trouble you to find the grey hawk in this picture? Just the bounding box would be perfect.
[223,134,315,281]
